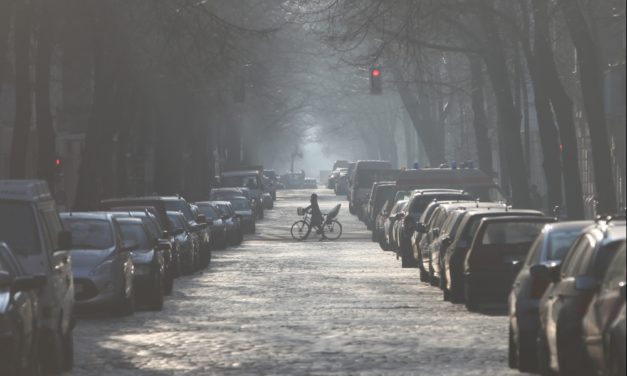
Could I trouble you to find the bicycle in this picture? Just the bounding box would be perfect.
[291,204,343,241]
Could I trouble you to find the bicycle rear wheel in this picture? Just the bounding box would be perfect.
[322,220,343,240]
[291,220,311,241]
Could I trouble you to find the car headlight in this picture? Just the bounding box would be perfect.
[90,260,113,277]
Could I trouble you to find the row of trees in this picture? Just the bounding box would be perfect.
[290,0,625,218]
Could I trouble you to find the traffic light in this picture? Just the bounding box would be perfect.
[370,67,382,94]
[54,155,63,178]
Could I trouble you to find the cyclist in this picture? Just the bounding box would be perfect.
[304,193,323,234]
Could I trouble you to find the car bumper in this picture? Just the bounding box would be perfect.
[465,271,517,303]
[73,276,123,307]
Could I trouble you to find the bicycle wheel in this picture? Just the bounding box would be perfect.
[322,220,343,240]
[291,220,311,241]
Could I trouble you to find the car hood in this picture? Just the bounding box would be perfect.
[71,248,115,274]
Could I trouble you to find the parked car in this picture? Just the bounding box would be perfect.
[60,212,136,316]
[167,211,200,275]
[606,302,625,376]
[101,196,211,269]
[0,180,75,373]
[507,221,592,372]
[303,178,318,189]
[228,196,256,234]
[220,170,265,219]
[537,219,626,376]
[116,217,167,311]
[0,242,46,375]
[334,168,350,196]
[582,242,626,376]
[263,170,279,199]
[463,216,556,311]
[211,202,244,246]
[383,200,408,252]
[365,182,396,232]
[348,160,395,217]
[194,202,228,250]
[395,190,471,268]
[108,210,177,294]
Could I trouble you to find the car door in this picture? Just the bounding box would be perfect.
[38,201,73,333]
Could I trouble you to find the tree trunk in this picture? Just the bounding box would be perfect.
[10,0,32,179]
[35,0,56,188]
[0,0,15,99]
[478,11,531,208]
[531,0,584,218]
[559,0,617,214]
[468,55,494,176]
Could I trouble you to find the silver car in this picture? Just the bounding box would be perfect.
[60,213,135,316]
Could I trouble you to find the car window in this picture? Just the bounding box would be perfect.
[481,221,545,245]
[168,214,188,231]
[62,219,114,250]
[119,222,151,249]
[0,200,41,256]
[547,230,583,261]
[563,236,594,277]
[40,204,63,251]
[601,244,626,292]
[164,201,194,222]
[198,205,220,220]
[524,233,545,266]
[591,241,625,280]
[441,213,458,234]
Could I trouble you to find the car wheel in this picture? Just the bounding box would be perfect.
[401,249,417,268]
[429,263,438,287]
[117,280,135,317]
[40,326,65,374]
[149,273,164,311]
[61,329,74,372]
[22,325,42,376]
[518,331,538,373]
[378,239,387,251]
[464,283,478,312]
[509,325,518,369]
[419,267,430,283]
[537,334,557,376]
[164,267,174,295]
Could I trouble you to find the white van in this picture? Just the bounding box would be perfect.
[348,160,395,217]
[0,180,75,373]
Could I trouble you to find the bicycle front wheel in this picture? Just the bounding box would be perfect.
[322,220,343,240]
[291,220,311,241]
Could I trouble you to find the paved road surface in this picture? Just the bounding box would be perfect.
[70,189,529,376]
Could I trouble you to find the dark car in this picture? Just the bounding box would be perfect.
[60,213,136,315]
[101,196,211,269]
[194,202,228,250]
[211,202,244,246]
[0,243,46,376]
[606,302,625,376]
[167,211,200,274]
[537,219,626,376]
[463,216,556,311]
[582,242,626,375]
[228,196,256,234]
[116,218,167,311]
[383,200,408,252]
[395,190,471,268]
[366,182,396,234]
[440,207,542,301]
[508,221,592,372]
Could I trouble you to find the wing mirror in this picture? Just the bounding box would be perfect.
[575,275,598,291]
[415,223,428,234]
[12,275,47,293]
[58,230,73,250]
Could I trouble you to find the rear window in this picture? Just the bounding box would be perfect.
[481,222,545,245]
[0,201,41,255]
[62,219,113,250]
[119,222,151,249]
[547,230,583,260]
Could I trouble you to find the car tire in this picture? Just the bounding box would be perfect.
[149,274,164,311]
[61,330,74,372]
[41,327,65,375]
[518,331,538,373]
[464,283,478,312]
[401,249,417,268]
[429,263,438,287]
[537,334,557,376]
[509,325,518,369]
[164,269,174,295]
[117,280,135,317]
[419,268,430,283]
[378,239,387,252]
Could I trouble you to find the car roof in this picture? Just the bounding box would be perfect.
[479,215,555,224]
[543,221,594,233]
[114,217,143,224]
[60,212,114,220]
[0,180,53,202]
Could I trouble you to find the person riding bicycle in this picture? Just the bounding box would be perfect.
[304,193,324,233]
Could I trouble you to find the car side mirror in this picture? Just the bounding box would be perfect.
[415,223,428,234]
[122,240,138,252]
[575,275,598,291]
[197,214,207,224]
[12,275,47,293]
[58,230,72,250]
[530,264,550,279]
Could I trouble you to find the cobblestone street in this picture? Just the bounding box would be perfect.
[70,189,528,376]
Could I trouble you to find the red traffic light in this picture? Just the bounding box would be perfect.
[55,158,62,166]
[372,69,380,77]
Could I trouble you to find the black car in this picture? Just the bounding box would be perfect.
[508,220,591,372]
[168,211,200,274]
[0,242,46,375]
[116,218,167,311]
[194,202,228,250]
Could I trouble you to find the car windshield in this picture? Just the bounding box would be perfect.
[230,199,251,211]
[197,205,220,220]
[463,187,506,202]
[168,214,189,231]
[0,201,41,256]
[481,221,545,245]
[222,176,258,189]
[119,222,151,249]
[217,204,233,216]
[164,201,194,222]
[62,218,113,250]
[547,230,583,260]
